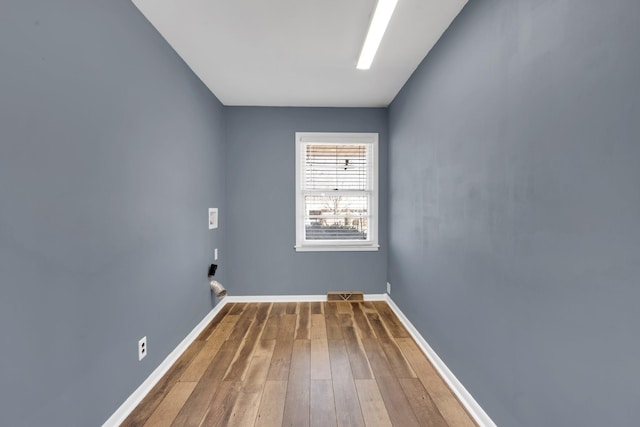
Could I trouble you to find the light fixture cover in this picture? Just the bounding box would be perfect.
[357,0,399,70]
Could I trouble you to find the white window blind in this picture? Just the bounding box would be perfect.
[305,144,368,191]
[295,133,379,251]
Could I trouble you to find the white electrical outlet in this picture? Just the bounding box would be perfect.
[138,336,147,361]
[214,248,218,261]
[387,282,391,294]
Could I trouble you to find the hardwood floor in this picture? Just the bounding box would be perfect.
[122,301,477,427]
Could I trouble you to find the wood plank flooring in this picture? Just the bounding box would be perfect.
[122,301,477,427]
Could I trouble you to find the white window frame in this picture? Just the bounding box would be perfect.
[295,132,379,252]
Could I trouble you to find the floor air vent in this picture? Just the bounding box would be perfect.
[327,291,364,301]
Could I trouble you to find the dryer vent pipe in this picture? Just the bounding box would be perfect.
[209,280,227,298]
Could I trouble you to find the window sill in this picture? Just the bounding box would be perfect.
[295,245,380,252]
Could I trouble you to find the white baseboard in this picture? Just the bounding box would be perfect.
[382,294,496,427]
[224,294,326,302]
[102,299,230,427]
[224,293,388,303]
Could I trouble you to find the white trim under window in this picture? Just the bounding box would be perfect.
[295,132,379,252]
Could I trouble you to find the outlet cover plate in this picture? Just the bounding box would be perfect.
[138,336,147,361]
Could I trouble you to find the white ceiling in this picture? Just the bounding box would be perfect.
[132,0,467,107]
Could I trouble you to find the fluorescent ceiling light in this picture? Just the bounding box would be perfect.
[357,0,399,70]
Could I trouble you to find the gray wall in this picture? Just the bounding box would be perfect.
[388,0,640,426]
[224,107,388,296]
[0,1,225,425]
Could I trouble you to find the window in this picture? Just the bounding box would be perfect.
[295,132,379,251]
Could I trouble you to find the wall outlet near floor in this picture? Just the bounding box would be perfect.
[387,282,391,294]
[138,336,147,361]
[214,248,218,261]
